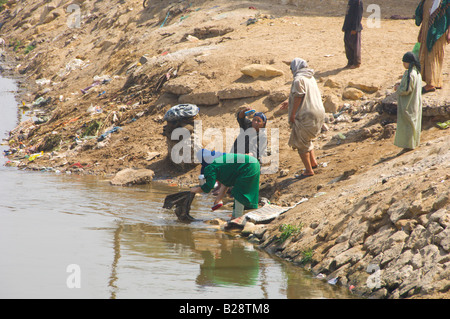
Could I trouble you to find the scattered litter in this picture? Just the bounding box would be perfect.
[81,121,101,137]
[32,96,51,107]
[62,116,80,126]
[112,111,118,122]
[334,114,351,122]
[245,18,258,25]
[327,277,338,285]
[28,151,43,161]
[180,14,189,22]
[58,58,89,78]
[160,11,171,28]
[70,162,89,169]
[436,120,450,129]
[97,126,122,142]
[333,104,351,118]
[81,75,111,94]
[81,81,101,94]
[35,78,51,86]
[87,104,103,113]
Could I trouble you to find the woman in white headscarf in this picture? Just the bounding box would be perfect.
[280,58,325,178]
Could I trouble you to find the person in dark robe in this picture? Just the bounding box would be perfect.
[230,107,267,163]
[342,0,364,69]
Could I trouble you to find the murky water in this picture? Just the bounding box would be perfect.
[0,75,356,299]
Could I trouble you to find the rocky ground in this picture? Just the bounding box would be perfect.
[1,0,449,299]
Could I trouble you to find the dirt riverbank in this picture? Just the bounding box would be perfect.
[1,0,449,299]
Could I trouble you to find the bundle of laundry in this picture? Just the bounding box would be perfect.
[163,191,196,222]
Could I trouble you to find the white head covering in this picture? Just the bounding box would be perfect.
[290,58,314,78]
[430,0,442,15]
[290,58,308,76]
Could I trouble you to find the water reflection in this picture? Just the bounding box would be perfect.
[106,219,264,299]
[104,211,356,299]
[118,223,261,288]
[198,241,259,288]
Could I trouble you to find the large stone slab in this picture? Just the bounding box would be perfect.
[110,168,155,186]
[178,91,219,105]
[347,81,380,94]
[217,83,270,100]
[380,91,450,117]
[240,64,284,79]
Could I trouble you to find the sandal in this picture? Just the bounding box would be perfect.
[295,173,314,180]
[422,86,436,94]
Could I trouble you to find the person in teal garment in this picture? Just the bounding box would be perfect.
[415,0,450,92]
[190,153,260,218]
[394,52,423,152]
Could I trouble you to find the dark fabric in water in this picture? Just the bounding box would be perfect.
[163,191,196,222]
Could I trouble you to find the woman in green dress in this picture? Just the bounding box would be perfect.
[190,153,260,219]
[394,52,423,152]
